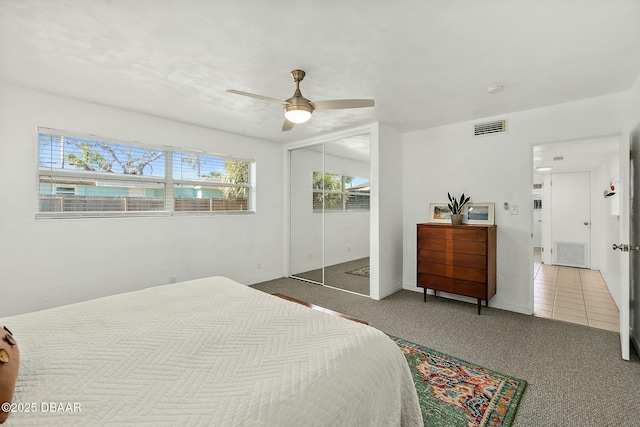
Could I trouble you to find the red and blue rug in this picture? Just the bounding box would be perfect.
[390,336,526,427]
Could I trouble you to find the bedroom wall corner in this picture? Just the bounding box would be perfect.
[0,83,286,316]
[370,123,404,300]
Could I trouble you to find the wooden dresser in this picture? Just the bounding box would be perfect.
[417,223,496,314]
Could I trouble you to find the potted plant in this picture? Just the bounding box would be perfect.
[447,192,470,225]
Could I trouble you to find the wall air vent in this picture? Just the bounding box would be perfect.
[474,120,506,136]
[554,241,587,268]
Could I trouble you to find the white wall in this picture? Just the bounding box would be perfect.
[532,175,543,247]
[289,147,370,275]
[371,123,404,300]
[541,174,553,265]
[0,84,285,316]
[402,92,628,314]
[598,154,622,307]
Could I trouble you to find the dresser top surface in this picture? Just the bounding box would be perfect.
[418,222,496,228]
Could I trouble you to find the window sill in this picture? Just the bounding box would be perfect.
[36,211,255,220]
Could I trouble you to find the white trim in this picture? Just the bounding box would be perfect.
[36,211,171,220]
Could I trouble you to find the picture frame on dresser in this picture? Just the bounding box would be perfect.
[465,202,495,224]
[428,203,451,223]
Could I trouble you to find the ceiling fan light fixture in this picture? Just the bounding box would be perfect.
[284,104,312,124]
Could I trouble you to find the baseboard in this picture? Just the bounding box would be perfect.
[402,285,531,315]
[247,272,286,285]
[377,283,403,300]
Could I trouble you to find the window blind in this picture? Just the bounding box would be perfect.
[37,129,255,217]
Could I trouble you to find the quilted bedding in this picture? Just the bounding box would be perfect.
[1,276,423,426]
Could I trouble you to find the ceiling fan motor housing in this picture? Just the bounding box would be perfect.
[285,97,313,114]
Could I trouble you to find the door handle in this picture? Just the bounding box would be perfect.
[584,221,590,226]
[612,243,640,252]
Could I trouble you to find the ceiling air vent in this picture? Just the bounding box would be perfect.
[474,120,506,136]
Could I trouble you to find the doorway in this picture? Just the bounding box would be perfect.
[289,134,371,296]
[532,137,620,330]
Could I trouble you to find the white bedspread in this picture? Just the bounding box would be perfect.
[1,276,422,426]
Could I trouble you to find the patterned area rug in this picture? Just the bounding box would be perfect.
[345,265,370,278]
[390,336,526,427]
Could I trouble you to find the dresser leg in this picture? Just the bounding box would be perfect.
[477,299,481,315]
[423,288,427,302]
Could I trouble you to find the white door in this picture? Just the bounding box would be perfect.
[629,132,639,360]
[551,172,591,268]
[615,131,635,361]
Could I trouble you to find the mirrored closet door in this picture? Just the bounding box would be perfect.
[290,144,324,284]
[289,134,371,296]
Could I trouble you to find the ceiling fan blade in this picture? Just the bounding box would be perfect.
[226,89,289,105]
[282,119,295,132]
[311,99,375,110]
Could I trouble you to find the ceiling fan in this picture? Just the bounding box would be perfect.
[226,69,375,131]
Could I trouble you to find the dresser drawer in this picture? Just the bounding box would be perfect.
[418,261,487,283]
[452,228,487,242]
[418,249,486,269]
[418,226,487,242]
[417,274,487,299]
[418,237,487,255]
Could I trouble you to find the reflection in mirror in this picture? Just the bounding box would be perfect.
[290,144,324,284]
[323,135,370,295]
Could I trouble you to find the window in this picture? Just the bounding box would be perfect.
[172,152,253,213]
[53,185,77,195]
[312,171,370,212]
[37,129,255,217]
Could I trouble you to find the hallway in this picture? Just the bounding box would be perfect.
[533,248,620,332]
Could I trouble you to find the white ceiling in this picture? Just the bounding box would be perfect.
[533,136,619,174]
[302,134,371,163]
[1,0,639,144]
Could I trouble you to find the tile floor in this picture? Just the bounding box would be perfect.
[533,248,620,332]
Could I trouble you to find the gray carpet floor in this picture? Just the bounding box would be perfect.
[292,257,370,295]
[252,277,640,427]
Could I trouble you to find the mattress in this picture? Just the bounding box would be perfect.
[1,276,423,426]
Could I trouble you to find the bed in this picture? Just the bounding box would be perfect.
[1,276,423,426]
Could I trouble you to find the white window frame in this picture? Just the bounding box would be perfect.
[171,149,256,215]
[53,184,77,195]
[36,128,256,219]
